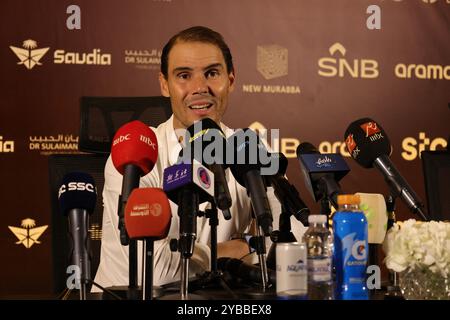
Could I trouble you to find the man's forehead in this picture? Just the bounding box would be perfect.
[168,41,226,70]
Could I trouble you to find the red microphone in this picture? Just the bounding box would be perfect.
[110,120,158,299]
[124,188,171,240]
[124,188,172,300]
[111,120,158,245]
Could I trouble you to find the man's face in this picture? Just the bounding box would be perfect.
[159,41,235,129]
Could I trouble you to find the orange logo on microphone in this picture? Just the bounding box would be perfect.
[360,121,380,137]
[345,134,356,153]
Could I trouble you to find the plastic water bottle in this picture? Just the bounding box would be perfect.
[333,194,369,300]
[302,214,334,300]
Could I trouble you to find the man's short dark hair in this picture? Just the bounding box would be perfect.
[160,26,234,78]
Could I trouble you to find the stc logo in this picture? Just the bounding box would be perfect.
[58,182,96,198]
[318,43,379,79]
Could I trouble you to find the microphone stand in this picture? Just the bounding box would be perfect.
[193,203,239,299]
[142,238,155,300]
[267,203,297,270]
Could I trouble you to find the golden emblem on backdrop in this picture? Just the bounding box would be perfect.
[9,39,50,70]
[8,218,48,249]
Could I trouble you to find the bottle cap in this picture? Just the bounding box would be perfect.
[308,214,327,224]
[337,194,360,205]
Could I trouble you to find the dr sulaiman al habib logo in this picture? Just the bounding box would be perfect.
[8,218,48,249]
[9,39,50,70]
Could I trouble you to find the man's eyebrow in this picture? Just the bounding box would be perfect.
[172,63,224,74]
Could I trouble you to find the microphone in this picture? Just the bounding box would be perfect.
[125,188,171,300]
[296,142,350,209]
[227,128,274,236]
[58,172,96,300]
[124,188,172,240]
[163,160,214,258]
[344,118,427,220]
[181,118,232,220]
[111,120,158,245]
[265,152,310,225]
[217,257,276,285]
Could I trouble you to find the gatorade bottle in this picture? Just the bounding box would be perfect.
[332,194,369,300]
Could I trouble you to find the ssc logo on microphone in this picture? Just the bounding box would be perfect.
[58,182,95,198]
[197,167,211,189]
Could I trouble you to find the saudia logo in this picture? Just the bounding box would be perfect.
[54,49,111,65]
[0,136,15,153]
[318,43,379,79]
[10,39,50,70]
[8,218,48,249]
[360,121,384,142]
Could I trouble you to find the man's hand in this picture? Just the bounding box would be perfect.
[217,239,249,259]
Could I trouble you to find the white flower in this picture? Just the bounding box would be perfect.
[383,219,450,277]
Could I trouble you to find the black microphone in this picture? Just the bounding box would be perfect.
[163,161,214,258]
[265,152,310,225]
[217,257,276,284]
[296,142,350,209]
[181,118,232,220]
[58,172,97,300]
[227,128,274,236]
[344,118,427,220]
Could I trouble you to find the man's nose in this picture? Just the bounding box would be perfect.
[191,74,208,94]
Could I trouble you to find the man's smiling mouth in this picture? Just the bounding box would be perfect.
[189,103,213,110]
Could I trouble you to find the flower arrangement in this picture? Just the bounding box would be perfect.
[383,219,450,278]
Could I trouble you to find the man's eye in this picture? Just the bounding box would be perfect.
[206,70,220,78]
[177,73,190,80]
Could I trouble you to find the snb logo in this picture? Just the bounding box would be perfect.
[352,240,367,260]
[58,182,95,198]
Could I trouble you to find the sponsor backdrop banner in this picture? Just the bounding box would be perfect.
[0,0,448,295]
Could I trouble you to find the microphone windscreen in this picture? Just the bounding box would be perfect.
[111,120,158,175]
[58,172,97,215]
[227,128,268,186]
[124,188,171,239]
[296,142,319,156]
[181,117,228,166]
[344,118,391,168]
[265,152,288,176]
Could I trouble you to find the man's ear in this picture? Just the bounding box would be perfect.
[159,72,170,97]
[228,71,236,92]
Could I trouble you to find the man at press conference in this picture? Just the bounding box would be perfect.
[93,26,306,291]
